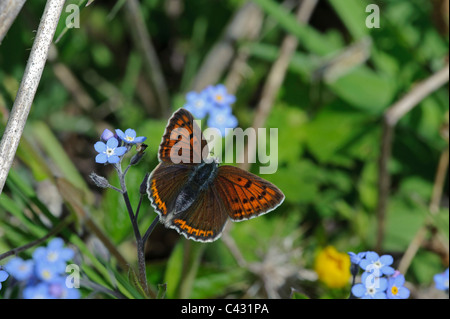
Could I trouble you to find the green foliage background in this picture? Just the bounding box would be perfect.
[0,0,448,299]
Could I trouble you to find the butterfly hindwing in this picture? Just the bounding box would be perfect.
[169,184,229,242]
[215,165,285,221]
[159,108,208,164]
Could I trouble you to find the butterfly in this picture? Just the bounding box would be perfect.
[147,108,285,242]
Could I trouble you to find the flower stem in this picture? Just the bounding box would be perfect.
[114,162,151,296]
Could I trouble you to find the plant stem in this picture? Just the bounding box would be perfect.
[113,163,149,295]
[113,162,160,298]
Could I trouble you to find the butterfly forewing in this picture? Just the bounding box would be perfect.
[148,162,193,217]
[215,165,285,221]
[159,108,208,164]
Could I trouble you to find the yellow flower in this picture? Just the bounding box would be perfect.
[314,246,351,288]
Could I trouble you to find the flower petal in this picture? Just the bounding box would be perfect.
[125,128,136,138]
[134,136,147,143]
[32,247,47,260]
[115,129,125,139]
[186,91,198,101]
[373,291,387,299]
[365,251,379,262]
[106,137,119,148]
[107,155,120,164]
[394,274,405,286]
[48,238,64,250]
[114,146,127,156]
[351,284,366,298]
[378,277,388,291]
[397,287,410,299]
[96,153,107,164]
[0,270,9,282]
[380,254,394,266]
[381,266,395,276]
[60,248,74,260]
[94,141,106,153]
[224,94,236,104]
[359,259,370,270]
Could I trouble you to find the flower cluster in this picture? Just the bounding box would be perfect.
[183,84,238,136]
[94,128,147,164]
[348,251,410,299]
[3,238,79,299]
[434,268,449,292]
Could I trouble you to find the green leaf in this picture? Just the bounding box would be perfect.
[107,265,146,299]
[265,104,308,164]
[141,118,170,159]
[177,241,206,299]
[157,283,167,299]
[327,66,396,113]
[266,160,320,204]
[190,268,246,298]
[410,251,443,285]
[328,0,370,40]
[0,195,47,238]
[29,122,91,197]
[303,103,370,163]
[290,289,310,299]
[357,160,378,211]
[252,0,340,55]
[383,198,427,251]
[164,240,184,299]
[434,208,449,240]
[55,0,88,44]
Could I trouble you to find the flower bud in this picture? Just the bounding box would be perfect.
[89,172,110,188]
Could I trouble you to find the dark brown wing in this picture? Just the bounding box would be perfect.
[169,184,229,242]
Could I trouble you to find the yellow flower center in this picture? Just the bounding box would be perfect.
[42,270,52,280]
[215,94,223,102]
[47,251,58,262]
[391,285,399,295]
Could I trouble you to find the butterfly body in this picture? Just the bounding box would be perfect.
[148,108,285,242]
[173,161,218,214]
[189,161,219,191]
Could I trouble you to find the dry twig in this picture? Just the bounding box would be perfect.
[238,0,318,170]
[0,0,27,45]
[0,0,66,194]
[191,3,265,92]
[375,63,449,252]
[124,0,170,118]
